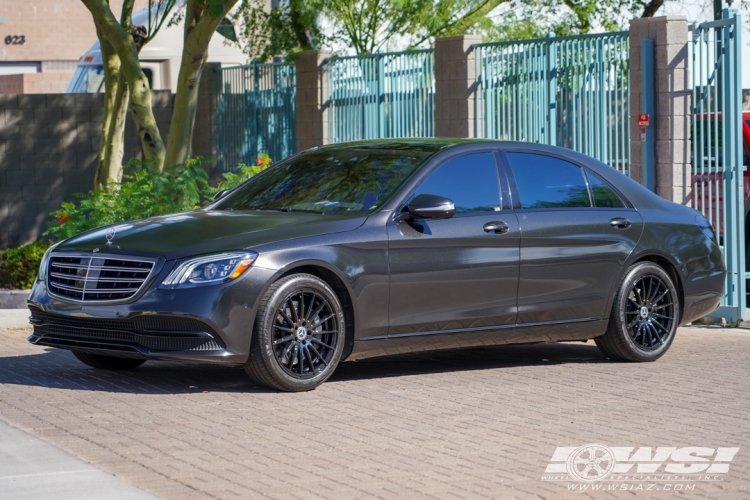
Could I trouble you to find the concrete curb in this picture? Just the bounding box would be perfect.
[0,290,30,309]
[0,310,30,329]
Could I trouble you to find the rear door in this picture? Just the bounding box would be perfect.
[387,151,520,335]
[502,151,643,324]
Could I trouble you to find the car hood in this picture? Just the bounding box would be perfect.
[55,210,367,260]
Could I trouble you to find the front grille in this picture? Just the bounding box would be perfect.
[48,255,155,302]
[29,306,225,352]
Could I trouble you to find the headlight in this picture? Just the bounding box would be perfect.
[37,242,61,282]
[695,215,716,241]
[160,252,258,289]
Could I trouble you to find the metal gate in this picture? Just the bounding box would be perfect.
[690,10,745,322]
[215,62,296,171]
[473,32,631,174]
[326,50,435,143]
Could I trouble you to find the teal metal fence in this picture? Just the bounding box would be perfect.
[326,50,435,143]
[690,10,745,322]
[215,62,296,171]
[473,32,630,174]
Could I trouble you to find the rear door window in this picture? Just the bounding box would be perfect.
[586,172,626,208]
[505,153,591,209]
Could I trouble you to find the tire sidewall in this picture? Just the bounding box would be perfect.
[615,263,680,361]
[256,275,345,391]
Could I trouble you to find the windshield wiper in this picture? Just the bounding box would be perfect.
[255,207,324,214]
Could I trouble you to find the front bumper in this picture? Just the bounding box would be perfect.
[26,265,278,364]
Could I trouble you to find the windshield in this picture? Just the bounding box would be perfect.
[213,148,432,215]
[66,66,105,93]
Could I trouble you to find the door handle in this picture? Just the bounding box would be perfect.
[609,217,632,229]
[483,221,510,234]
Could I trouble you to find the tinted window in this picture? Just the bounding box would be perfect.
[587,172,625,208]
[215,148,430,215]
[506,153,590,209]
[415,153,500,213]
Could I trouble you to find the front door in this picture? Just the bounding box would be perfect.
[503,151,643,324]
[387,151,520,335]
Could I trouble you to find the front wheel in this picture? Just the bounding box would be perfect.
[595,262,680,362]
[244,273,345,392]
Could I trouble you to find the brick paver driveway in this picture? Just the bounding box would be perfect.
[1,325,748,499]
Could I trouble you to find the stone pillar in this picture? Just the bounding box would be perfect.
[434,34,482,138]
[629,16,691,205]
[295,50,332,151]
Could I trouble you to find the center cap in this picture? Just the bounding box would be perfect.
[639,306,649,319]
[296,326,308,341]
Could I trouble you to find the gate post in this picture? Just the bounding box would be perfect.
[628,16,690,203]
[434,34,482,138]
[546,34,557,147]
[295,50,332,151]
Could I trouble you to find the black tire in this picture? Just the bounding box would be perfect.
[244,273,345,392]
[595,262,680,362]
[72,351,146,370]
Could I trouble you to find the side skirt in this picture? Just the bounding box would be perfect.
[347,319,608,361]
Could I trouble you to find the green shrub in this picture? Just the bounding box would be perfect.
[207,153,272,195]
[0,241,52,289]
[42,153,271,244]
[44,156,213,241]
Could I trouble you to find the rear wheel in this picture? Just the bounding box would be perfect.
[72,351,146,370]
[595,262,679,362]
[244,274,345,392]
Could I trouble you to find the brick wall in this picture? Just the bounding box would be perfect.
[0,67,217,249]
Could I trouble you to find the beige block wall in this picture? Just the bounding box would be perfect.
[0,72,74,94]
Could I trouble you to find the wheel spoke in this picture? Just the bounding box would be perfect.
[303,345,316,373]
[652,312,673,321]
[290,298,300,323]
[308,343,327,366]
[653,287,670,304]
[311,338,334,350]
[306,293,325,321]
[627,316,639,329]
[298,292,306,321]
[298,343,304,374]
[654,302,673,311]
[278,304,295,325]
[633,284,644,306]
[286,343,298,369]
[274,335,295,346]
[274,325,295,333]
[311,313,335,329]
[310,330,337,335]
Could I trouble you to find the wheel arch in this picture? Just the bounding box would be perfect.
[631,254,685,324]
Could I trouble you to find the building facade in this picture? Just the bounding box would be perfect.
[0,1,147,93]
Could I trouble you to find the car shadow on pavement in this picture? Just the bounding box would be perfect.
[0,341,608,394]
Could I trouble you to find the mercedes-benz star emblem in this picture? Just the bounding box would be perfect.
[105,228,116,246]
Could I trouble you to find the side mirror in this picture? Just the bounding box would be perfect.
[212,190,228,202]
[396,194,456,221]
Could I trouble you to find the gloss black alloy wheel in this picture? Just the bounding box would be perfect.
[244,273,345,392]
[271,289,339,379]
[595,262,680,362]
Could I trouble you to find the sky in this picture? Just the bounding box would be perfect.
[658,0,750,88]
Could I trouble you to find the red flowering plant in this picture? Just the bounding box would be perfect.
[207,153,273,196]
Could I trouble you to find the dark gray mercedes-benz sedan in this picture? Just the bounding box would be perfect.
[27,139,725,391]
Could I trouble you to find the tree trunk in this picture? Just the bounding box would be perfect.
[94,31,122,189]
[102,72,129,184]
[82,0,166,170]
[163,1,239,168]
